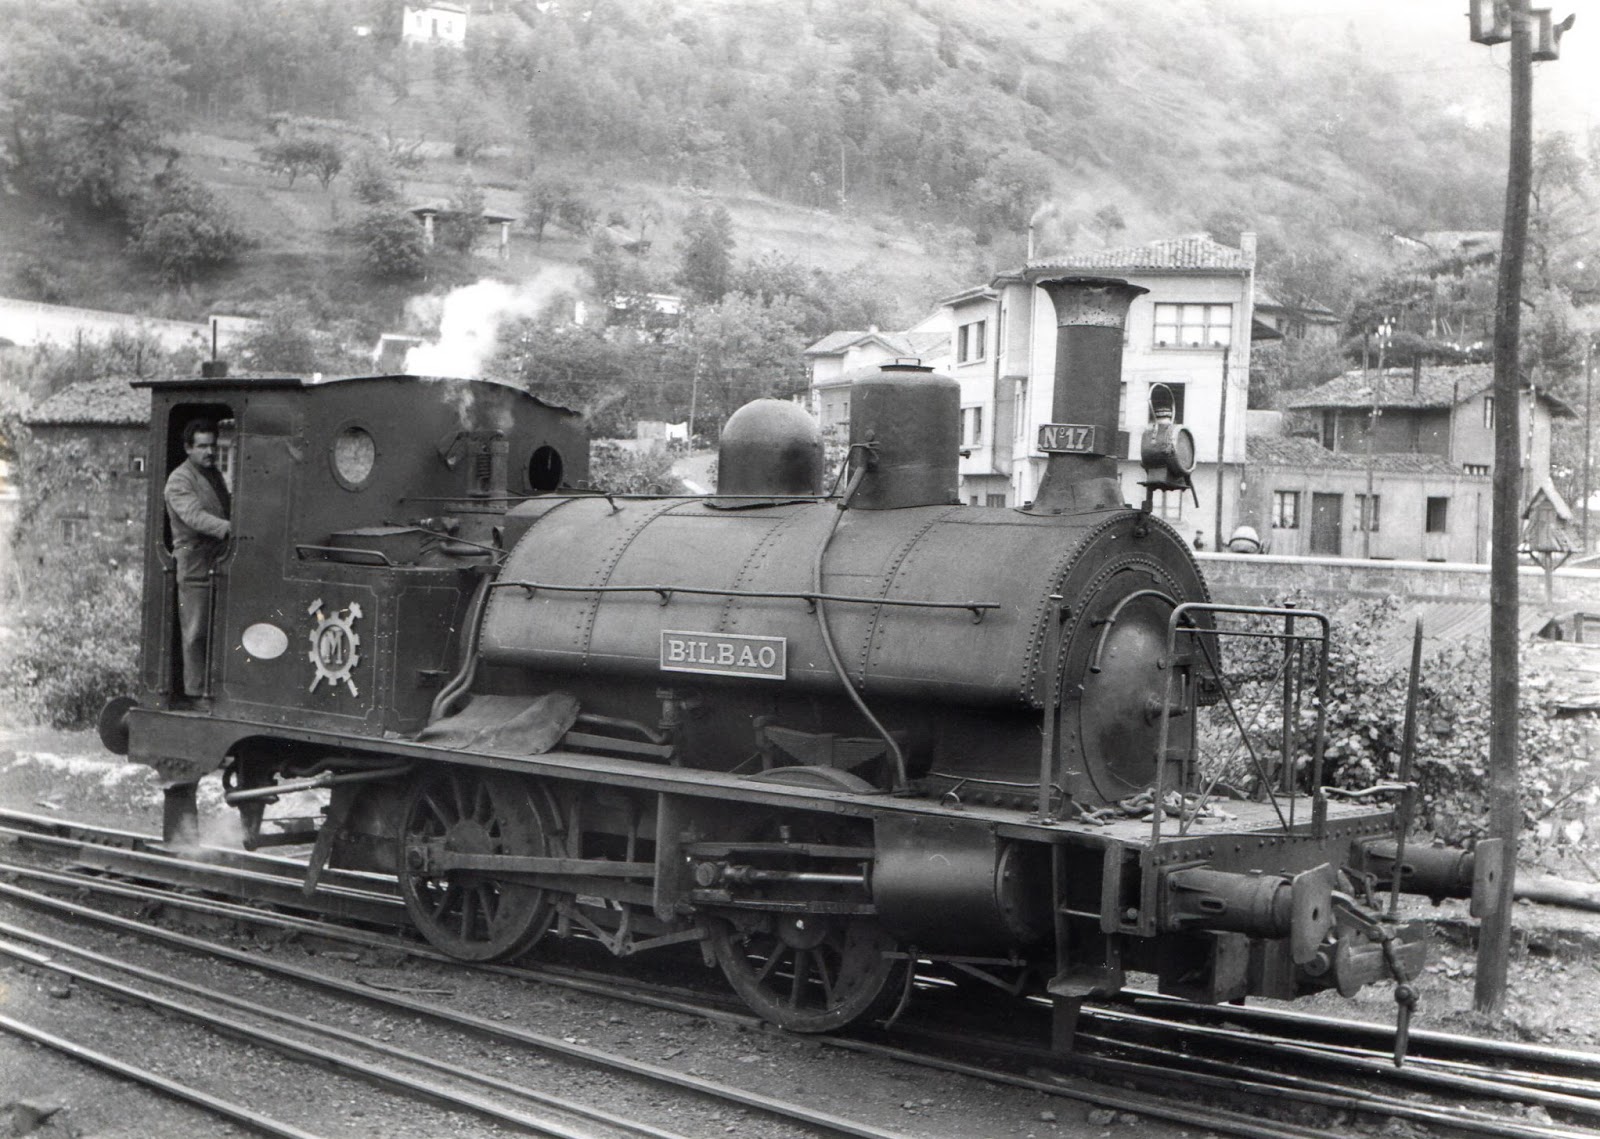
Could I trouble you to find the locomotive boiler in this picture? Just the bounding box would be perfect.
[106,276,1492,1044]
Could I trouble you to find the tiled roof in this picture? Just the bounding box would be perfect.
[1254,287,1339,319]
[1289,365,1577,418]
[1288,365,1491,411]
[1245,434,1465,475]
[903,331,950,359]
[803,330,916,357]
[1372,600,1557,669]
[25,377,149,426]
[1027,235,1251,274]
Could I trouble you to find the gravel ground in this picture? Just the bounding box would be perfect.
[4,722,1598,1139]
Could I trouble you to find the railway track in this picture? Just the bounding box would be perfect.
[4,809,1598,1139]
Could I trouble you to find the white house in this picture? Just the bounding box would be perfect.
[403,3,468,47]
[808,234,1263,537]
[802,323,950,439]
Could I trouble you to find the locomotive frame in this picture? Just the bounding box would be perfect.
[104,278,1493,1046]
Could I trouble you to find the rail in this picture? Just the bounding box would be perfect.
[492,579,1000,623]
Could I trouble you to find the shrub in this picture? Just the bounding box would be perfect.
[0,573,141,728]
[353,208,427,280]
[350,149,402,205]
[1205,593,1597,846]
[0,469,142,733]
[585,440,682,495]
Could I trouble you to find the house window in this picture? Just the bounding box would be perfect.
[1426,496,1449,533]
[962,406,984,446]
[1154,303,1232,349]
[969,495,979,506]
[1483,396,1495,429]
[1356,493,1381,532]
[1464,463,1489,476]
[1272,490,1301,529]
[130,453,147,475]
[59,515,89,544]
[1156,492,1184,521]
[986,493,1007,507]
[957,320,987,364]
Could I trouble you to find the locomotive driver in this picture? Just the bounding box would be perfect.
[164,419,232,700]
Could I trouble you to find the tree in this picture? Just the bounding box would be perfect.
[258,136,344,190]
[966,146,1054,236]
[1092,204,1126,245]
[232,296,366,375]
[1529,131,1600,302]
[522,176,568,244]
[677,204,735,304]
[0,4,183,209]
[127,170,253,283]
[352,208,427,280]
[350,148,402,206]
[556,192,599,238]
[491,314,655,437]
[666,292,806,429]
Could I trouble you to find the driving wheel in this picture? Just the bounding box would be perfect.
[397,768,557,962]
[708,913,904,1033]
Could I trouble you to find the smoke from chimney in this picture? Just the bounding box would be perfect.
[404,269,583,378]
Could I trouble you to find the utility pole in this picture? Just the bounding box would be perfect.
[1364,320,1391,561]
[1584,337,1594,553]
[1469,0,1560,1016]
[1213,344,1230,552]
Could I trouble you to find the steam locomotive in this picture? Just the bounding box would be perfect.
[103,276,1490,1043]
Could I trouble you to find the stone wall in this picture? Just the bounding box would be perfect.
[1198,550,1600,608]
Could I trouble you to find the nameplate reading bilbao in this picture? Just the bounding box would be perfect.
[660,631,787,680]
[1037,423,1098,454]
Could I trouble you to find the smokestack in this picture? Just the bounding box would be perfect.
[1026,277,1147,515]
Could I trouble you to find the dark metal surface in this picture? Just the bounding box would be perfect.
[717,398,823,496]
[872,813,1050,952]
[845,361,960,510]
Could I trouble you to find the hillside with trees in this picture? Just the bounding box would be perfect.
[1,0,1594,435]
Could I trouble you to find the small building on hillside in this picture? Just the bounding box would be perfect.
[1239,363,1575,562]
[402,3,467,46]
[12,377,153,577]
[409,203,516,258]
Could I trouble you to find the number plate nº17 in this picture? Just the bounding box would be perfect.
[1037,423,1097,454]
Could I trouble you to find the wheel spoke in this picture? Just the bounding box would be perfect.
[420,792,451,829]
[429,880,457,922]
[473,780,492,824]
[753,942,784,985]
[449,773,470,820]
[789,947,810,1007]
[814,949,838,1006]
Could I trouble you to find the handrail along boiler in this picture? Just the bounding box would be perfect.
[105,276,1494,1049]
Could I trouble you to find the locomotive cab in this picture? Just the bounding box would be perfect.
[120,373,586,778]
